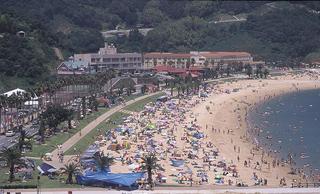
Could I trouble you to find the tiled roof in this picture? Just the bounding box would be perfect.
[58,61,88,70]
[144,52,191,58]
[197,52,251,58]
[153,65,186,73]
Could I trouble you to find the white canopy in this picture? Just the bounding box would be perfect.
[2,88,38,100]
[2,88,26,97]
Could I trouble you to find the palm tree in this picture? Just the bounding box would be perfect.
[0,95,7,134]
[17,129,32,152]
[263,68,269,78]
[38,118,46,143]
[204,60,209,68]
[141,153,162,189]
[0,147,24,182]
[65,109,75,129]
[61,162,79,184]
[94,152,114,172]
[81,97,86,117]
[245,65,253,78]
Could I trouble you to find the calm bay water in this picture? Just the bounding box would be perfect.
[249,89,320,173]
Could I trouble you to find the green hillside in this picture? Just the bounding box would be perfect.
[0,0,320,91]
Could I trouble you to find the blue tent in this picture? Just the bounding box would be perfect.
[80,145,99,160]
[76,171,145,189]
[171,159,185,167]
[193,132,204,139]
[37,163,56,175]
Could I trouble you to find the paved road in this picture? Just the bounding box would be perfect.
[0,134,19,148]
[0,122,39,150]
[47,91,164,168]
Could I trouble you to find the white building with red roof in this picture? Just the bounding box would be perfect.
[190,51,253,67]
[143,51,254,69]
[143,52,192,69]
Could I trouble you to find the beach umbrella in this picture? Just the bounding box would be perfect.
[215,174,222,179]
[146,123,156,130]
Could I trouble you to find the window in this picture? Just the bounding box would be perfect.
[120,58,125,62]
[103,58,111,62]
[112,58,119,62]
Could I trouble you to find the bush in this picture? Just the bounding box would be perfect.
[0,184,37,189]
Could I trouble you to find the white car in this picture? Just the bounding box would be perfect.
[5,131,15,137]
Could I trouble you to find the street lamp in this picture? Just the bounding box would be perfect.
[37,175,40,194]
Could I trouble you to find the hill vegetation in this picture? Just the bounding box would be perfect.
[0,0,320,90]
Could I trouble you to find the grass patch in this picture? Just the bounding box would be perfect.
[125,92,165,112]
[0,159,81,188]
[65,112,128,155]
[27,93,144,157]
[27,108,110,157]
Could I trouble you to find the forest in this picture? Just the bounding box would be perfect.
[0,0,320,89]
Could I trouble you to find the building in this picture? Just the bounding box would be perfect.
[73,43,143,73]
[143,51,254,69]
[57,57,90,75]
[143,52,192,69]
[190,51,253,67]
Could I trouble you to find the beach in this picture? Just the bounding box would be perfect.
[194,77,320,187]
[91,72,320,188]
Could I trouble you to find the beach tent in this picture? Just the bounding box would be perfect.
[193,132,204,139]
[37,163,56,175]
[171,159,185,167]
[76,171,145,189]
[156,96,168,102]
[80,145,99,160]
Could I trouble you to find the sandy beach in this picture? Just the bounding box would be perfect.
[92,71,320,188]
[193,76,320,187]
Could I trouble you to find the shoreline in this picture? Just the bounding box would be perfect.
[193,79,320,187]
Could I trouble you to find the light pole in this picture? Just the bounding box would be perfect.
[37,175,40,194]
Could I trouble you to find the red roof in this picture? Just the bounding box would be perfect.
[197,52,251,58]
[188,67,204,71]
[153,65,186,73]
[144,52,191,59]
[180,72,199,78]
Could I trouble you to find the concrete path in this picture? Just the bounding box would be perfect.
[47,91,163,168]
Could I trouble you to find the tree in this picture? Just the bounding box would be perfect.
[204,60,209,68]
[141,84,147,94]
[41,104,71,133]
[17,129,32,152]
[65,109,75,130]
[62,162,79,184]
[94,152,114,172]
[263,68,269,78]
[0,147,24,182]
[38,119,45,143]
[226,65,231,77]
[245,65,253,78]
[141,152,162,189]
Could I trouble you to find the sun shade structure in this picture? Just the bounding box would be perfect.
[37,163,56,175]
[76,171,145,189]
[171,159,185,167]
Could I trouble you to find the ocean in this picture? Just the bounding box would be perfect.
[249,89,320,175]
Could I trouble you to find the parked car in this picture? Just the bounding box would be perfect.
[5,131,15,137]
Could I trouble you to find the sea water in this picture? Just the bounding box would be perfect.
[249,89,320,174]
